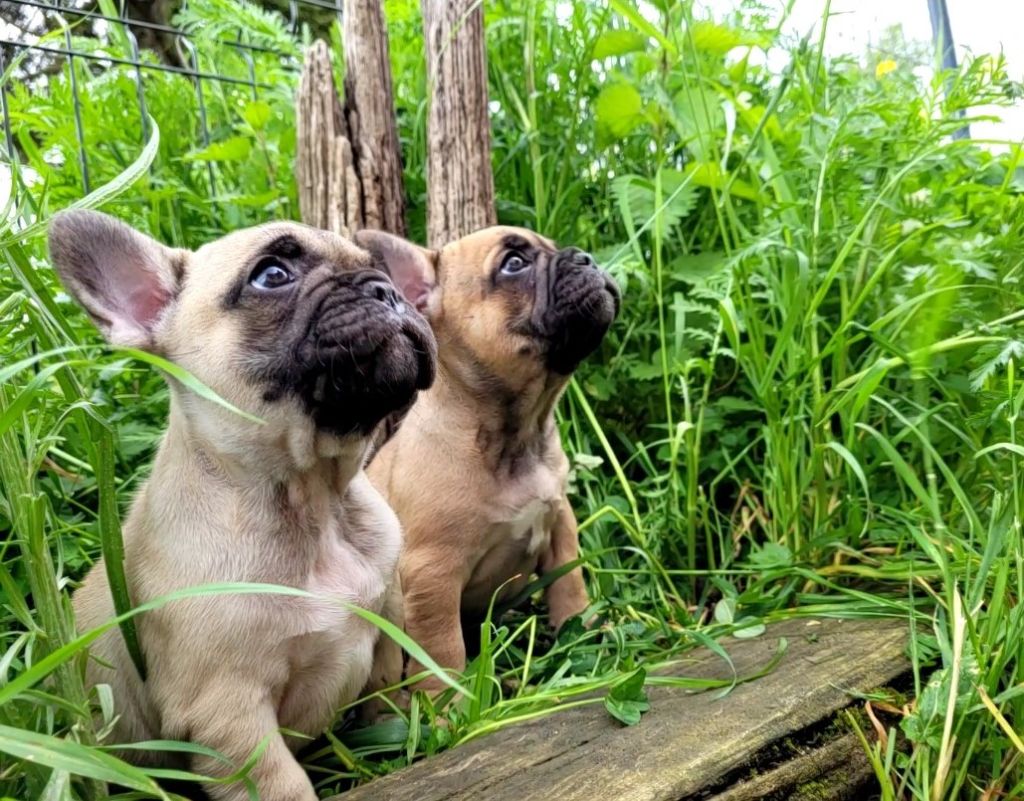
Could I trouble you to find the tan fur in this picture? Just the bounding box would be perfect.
[366,227,593,691]
[54,214,410,800]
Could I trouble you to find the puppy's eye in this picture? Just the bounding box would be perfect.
[500,253,531,276]
[249,258,295,290]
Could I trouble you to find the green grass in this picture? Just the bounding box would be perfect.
[2,0,1024,798]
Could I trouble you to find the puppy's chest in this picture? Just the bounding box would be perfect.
[297,514,400,634]
[482,467,565,559]
[490,497,558,556]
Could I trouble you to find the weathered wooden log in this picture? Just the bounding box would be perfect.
[296,1,405,237]
[329,617,909,801]
[706,732,878,801]
[421,0,496,247]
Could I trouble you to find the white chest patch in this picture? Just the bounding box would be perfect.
[504,497,558,556]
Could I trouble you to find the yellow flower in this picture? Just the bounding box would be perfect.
[875,59,898,78]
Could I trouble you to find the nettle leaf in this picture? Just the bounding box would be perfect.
[611,170,698,234]
[595,82,644,138]
[738,103,786,142]
[901,646,980,748]
[672,87,724,160]
[604,667,651,726]
[685,161,760,201]
[242,100,273,131]
[628,360,667,381]
[185,135,252,162]
[688,20,767,55]
[593,30,648,60]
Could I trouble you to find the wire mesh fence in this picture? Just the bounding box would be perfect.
[0,0,334,208]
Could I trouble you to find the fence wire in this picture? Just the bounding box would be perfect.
[0,0,335,198]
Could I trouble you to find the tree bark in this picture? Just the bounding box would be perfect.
[295,2,405,238]
[421,0,496,248]
[124,0,184,67]
[342,0,407,236]
[296,40,361,237]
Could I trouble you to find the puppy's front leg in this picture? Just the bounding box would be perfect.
[541,497,590,630]
[402,556,465,694]
[175,679,316,801]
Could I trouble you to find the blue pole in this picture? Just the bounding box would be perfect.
[926,0,970,139]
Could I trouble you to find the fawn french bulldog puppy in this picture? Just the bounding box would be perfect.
[50,211,435,800]
[358,226,619,691]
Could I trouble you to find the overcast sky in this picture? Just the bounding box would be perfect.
[783,0,1023,145]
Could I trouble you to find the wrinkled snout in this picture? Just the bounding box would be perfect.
[554,247,621,316]
[533,248,619,375]
[268,269,437,436]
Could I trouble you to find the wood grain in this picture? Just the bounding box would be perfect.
[296,2,405,238]
[421,0,496,247]
[296,40,358,236]
[706,732,876,801]
[342,0,406,236]
[330,617,908,801]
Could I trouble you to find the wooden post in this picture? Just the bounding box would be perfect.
[295,0,405,237]
[421,0,496,248]
[342,0,407,235]
[296,40,359,237]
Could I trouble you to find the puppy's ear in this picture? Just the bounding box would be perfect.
[355,230,438,315]
[48,210,187,351]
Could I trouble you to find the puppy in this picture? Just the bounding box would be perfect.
[357,226,619,690]
[49,211,435,800]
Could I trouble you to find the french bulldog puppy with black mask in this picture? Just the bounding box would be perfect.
[357,226,619,693]
[50,210,435,800]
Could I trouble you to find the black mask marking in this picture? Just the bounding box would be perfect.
[529,248,620,375]
[238,264,436,436]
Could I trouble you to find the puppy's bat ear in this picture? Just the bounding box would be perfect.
[355,230,438,315]
[48,210,187,351]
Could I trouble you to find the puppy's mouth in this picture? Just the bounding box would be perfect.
[261,271,436,436]
[527,248,620,375]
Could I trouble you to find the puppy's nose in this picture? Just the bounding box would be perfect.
[364,278,403,311]
[559,247,595,268]
[572,250,595,267]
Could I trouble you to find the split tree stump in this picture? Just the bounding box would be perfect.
[421,0,496,246]
[296,40,362,237]
[296,0,405,238]
[340,0,406,236]
[297,0,496,246]
[330,617,909,801]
